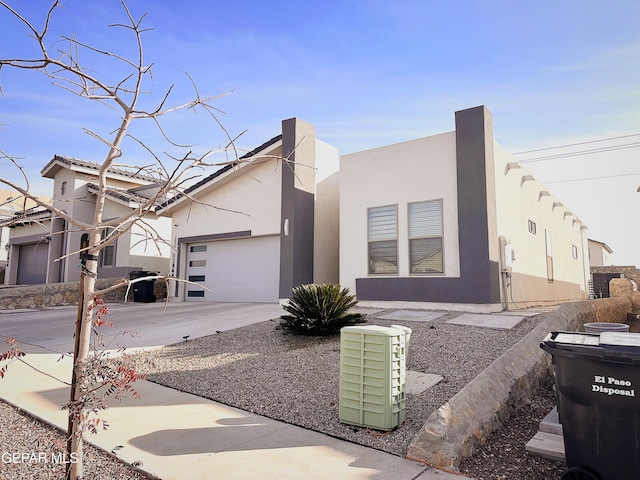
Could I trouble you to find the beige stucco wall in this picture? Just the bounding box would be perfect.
[493,142,589,306]
[313,140,340,285]
[170,158,284,239]
[315,171,340,284]
[339,132,460,293]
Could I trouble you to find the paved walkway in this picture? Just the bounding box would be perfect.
[0,302,469,479]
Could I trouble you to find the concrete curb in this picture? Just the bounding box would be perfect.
[407,297,632,470]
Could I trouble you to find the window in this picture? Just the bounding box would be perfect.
[187,290,205,297]
[528,219,537,235]
[368,205,397,274]
[572,245,578,259]
[189,260,206,267]
[60,181,67,196]
[188,275,206,282]
[545,229,553,282]
[79,233,89,259]
[99,228,115,267]
[409,200,444,274]
[190,245,207,253]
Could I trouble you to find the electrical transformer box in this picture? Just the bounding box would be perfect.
[339,325,409,431]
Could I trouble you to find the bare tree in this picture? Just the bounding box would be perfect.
[0,1,260,478]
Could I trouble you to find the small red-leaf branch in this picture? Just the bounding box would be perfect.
[0,337,25,378]
[64,297,145,437]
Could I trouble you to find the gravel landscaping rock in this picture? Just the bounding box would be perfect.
[3,309,635,479]
[132,310,552,458]
[457,381,565,479]
[0,400,154,480]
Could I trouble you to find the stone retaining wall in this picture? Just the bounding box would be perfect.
[0,276,168,310]
[407,296,632,470]
[0,279,131,309]
[591,265,640,287]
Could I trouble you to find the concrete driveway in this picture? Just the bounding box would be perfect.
[0,302,285,354]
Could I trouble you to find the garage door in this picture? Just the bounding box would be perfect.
[17,242,48,285]
[185,236,280,302]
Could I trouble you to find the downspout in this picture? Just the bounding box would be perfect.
[579,225,589,298]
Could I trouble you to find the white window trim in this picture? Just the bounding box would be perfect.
[99,227,116,267]
[367,204,398,275]
[408,199,445,275]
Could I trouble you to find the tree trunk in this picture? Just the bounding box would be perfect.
[68,257,98,480]
[66,272,84,480]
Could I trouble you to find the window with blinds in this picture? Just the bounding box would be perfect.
[99,227,116,267]
[368,205,398,274]
[408,199,443,274]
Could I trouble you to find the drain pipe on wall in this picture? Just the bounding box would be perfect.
[499,236,513,311]
[502,270,511,312]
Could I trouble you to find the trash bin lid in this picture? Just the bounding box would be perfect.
[541,331,640,363]
[600,331,640,347]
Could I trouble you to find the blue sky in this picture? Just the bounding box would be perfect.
[1,1,639,265]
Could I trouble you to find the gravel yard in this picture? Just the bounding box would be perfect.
[4,307,601,479]
[132,309,552,458]
[0,400,155,480]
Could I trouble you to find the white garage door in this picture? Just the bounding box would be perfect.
[185,236,280,302]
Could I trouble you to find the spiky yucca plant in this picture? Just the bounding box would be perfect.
[280,284,366,335]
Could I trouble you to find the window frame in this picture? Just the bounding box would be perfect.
[408,199,444,275]
[545,229,554,282]
[367,204,398,275]
[99,227,116,267]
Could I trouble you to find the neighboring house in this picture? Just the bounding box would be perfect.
[4,156,171,285]
[340,106,590,311]
[157,117,340,303]
[0,190,51,283]
[588,239,614,267]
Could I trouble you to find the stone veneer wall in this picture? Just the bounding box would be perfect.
[406,296,632,471]
[591,265,640,287]
[0,277,168,310]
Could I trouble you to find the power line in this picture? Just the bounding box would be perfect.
[543,172,640,184]
[512,133,640,155]
[519,142,640,163]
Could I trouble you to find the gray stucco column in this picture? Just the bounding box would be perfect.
[454,105,501,303]
[279,118,316,299]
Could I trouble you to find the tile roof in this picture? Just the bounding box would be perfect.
[41,155,157,182]
[0,207,51,227]
[85,183,160,208]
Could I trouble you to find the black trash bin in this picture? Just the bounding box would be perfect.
[129,271,157,303]
[541,331,640,480]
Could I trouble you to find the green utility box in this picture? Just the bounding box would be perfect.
[339,325,410,431]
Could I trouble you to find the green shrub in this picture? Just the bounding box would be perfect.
[280,284,366,336]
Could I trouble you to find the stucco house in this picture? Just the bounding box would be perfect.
[157,117,340,303]
[4,156,171,285]
[588,239,614,267]
[340,106,590,312]
[5,107,592,311]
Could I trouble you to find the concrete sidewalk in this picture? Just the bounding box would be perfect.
[0,353,468,480]
[0,302,470,479]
